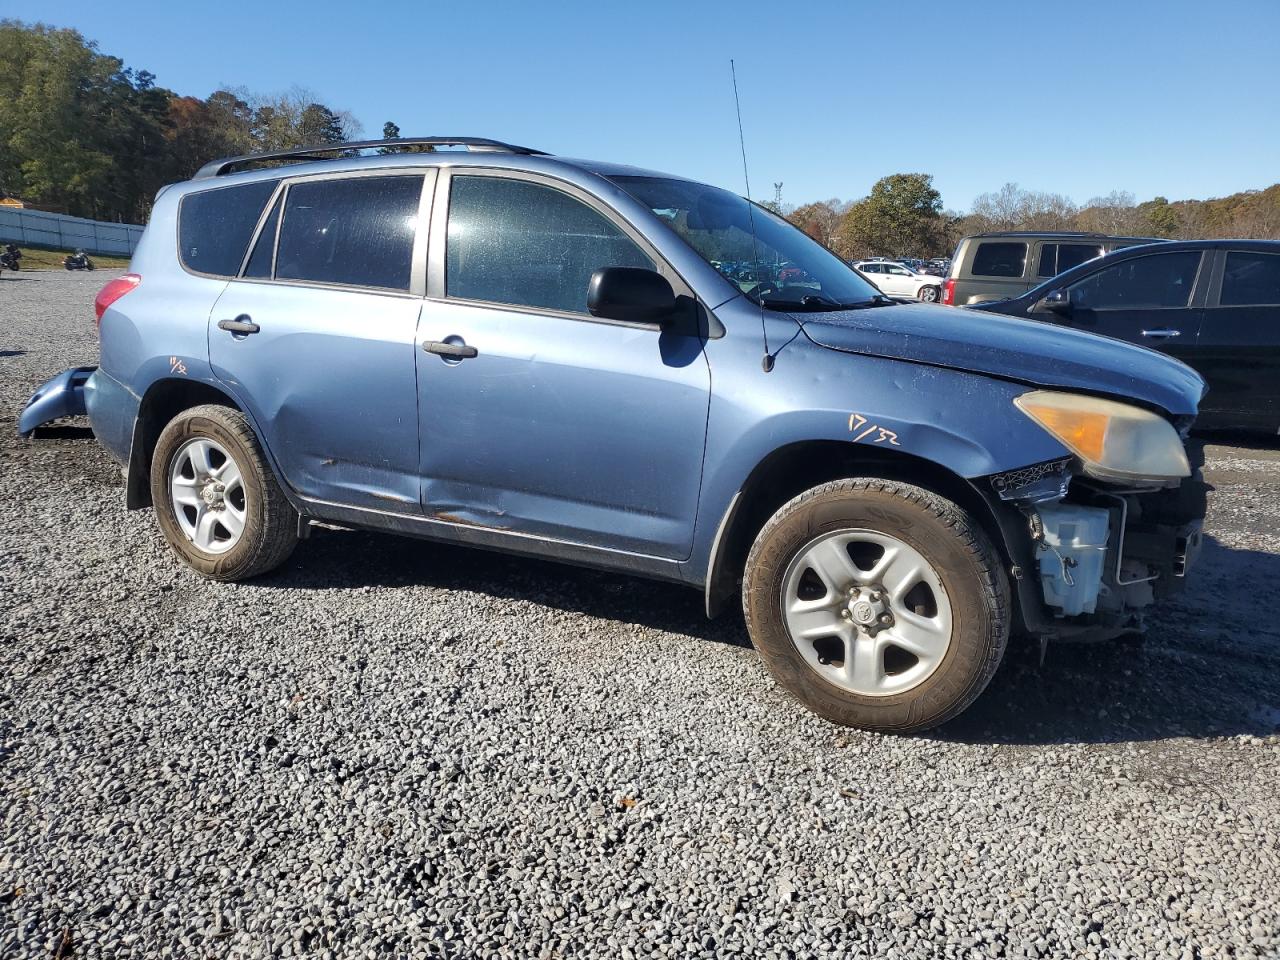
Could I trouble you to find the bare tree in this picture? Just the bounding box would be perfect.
[969,183,1078,232]
[1076,191,1144,234]
[788,199,844,249]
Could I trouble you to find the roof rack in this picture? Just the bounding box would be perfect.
[971,230,1162,241]
[193,137,547,180]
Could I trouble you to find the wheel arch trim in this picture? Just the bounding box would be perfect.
[702,439,1028,621]
[125,374,292,511]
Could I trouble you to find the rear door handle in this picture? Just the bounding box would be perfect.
[218,315,260,335]
[423,339,478,359]
[1141,328,1181,339]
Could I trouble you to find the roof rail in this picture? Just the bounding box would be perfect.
[192,137,548,180]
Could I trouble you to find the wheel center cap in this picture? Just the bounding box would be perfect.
[851,600,877,625]
[200,483,222,507]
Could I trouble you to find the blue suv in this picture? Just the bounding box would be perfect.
[20,137,1208,732]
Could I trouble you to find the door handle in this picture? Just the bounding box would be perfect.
[423,339,478,359]
[218,315,260,335]
[1141,328,1181,339]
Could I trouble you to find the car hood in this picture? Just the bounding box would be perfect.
[797,302,1205,416]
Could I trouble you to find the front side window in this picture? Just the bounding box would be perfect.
[885,264,910,276]
[971,241,1027,278]
[1068,251,1202,310]
[446,176,653,315]
[179,179,280,277]
[1220,251,1280,306]
[609,175,880,311]
[275,175,422,291]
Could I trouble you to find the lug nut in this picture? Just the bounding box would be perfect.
[879,613,893,625]
[840,609,851,620]
[869,591,881,602]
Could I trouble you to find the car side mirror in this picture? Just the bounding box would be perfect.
[1037,288,1073,316]
[588,268,678,324]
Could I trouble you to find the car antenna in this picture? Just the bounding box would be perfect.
[730,59,774,373]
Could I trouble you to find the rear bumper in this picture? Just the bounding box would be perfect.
[17,366,95,437]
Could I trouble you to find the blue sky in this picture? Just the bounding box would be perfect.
[31,0,1280,210]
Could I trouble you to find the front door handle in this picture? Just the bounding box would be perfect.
[423,339,478,359]
[218,315,260,335]
[1141,328,1181,339]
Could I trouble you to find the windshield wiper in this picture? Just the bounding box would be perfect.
[759,294,850,312]
[832,295,897,310]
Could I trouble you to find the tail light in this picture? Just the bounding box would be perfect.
[942,278,955,306]
[94,274,141,326]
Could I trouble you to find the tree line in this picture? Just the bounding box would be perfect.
[0,20,371,222]
[785,175,1280,261]
[4,18,1279,246]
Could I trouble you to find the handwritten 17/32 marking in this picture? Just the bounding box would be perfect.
[848,413,901,446]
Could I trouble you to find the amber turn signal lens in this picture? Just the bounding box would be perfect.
[1017,402,1109,462]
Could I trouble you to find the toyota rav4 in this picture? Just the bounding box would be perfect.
[19,137,1208,732]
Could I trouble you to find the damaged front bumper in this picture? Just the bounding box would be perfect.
[17,366,96,438]
[990,453,1209,640]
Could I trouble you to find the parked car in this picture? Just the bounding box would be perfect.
[854,259,944,301]
[970,239,1280,433]
[20,136,1207,733]
[944,231,1162,306]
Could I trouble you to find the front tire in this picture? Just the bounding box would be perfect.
[150,404,298,580]
[743,478,1008,732]
[918,285,940,302]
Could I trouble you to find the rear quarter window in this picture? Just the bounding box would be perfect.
[178,180,280,277]
[971,241,1027,278]
[275,175,423,291]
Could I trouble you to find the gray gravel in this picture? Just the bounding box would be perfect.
[3,270,1280,959]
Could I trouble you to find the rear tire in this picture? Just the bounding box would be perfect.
[743,478,1008,732]
[150,404,297,580]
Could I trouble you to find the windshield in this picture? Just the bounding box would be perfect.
[609,175,882,311]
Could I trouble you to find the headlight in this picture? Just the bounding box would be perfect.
[1014,390,1190,483]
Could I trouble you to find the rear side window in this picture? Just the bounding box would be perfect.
[1058,243,1103,273]
[275,175,423,291]
[1220,251,1280,306]
[1068,251,1202,309]
[971,241,1027,278]
[446,176,653,315]
[178,179,280,277]
[1038,243,1103,278]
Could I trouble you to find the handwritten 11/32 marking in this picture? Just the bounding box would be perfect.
[848,413,901,446]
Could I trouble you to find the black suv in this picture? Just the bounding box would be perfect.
[971,240,1280,432]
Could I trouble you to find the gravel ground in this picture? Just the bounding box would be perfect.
[3,271,1279,959]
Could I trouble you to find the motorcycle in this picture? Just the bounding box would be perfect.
[0,245,21,272]
[63,251,95,271]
